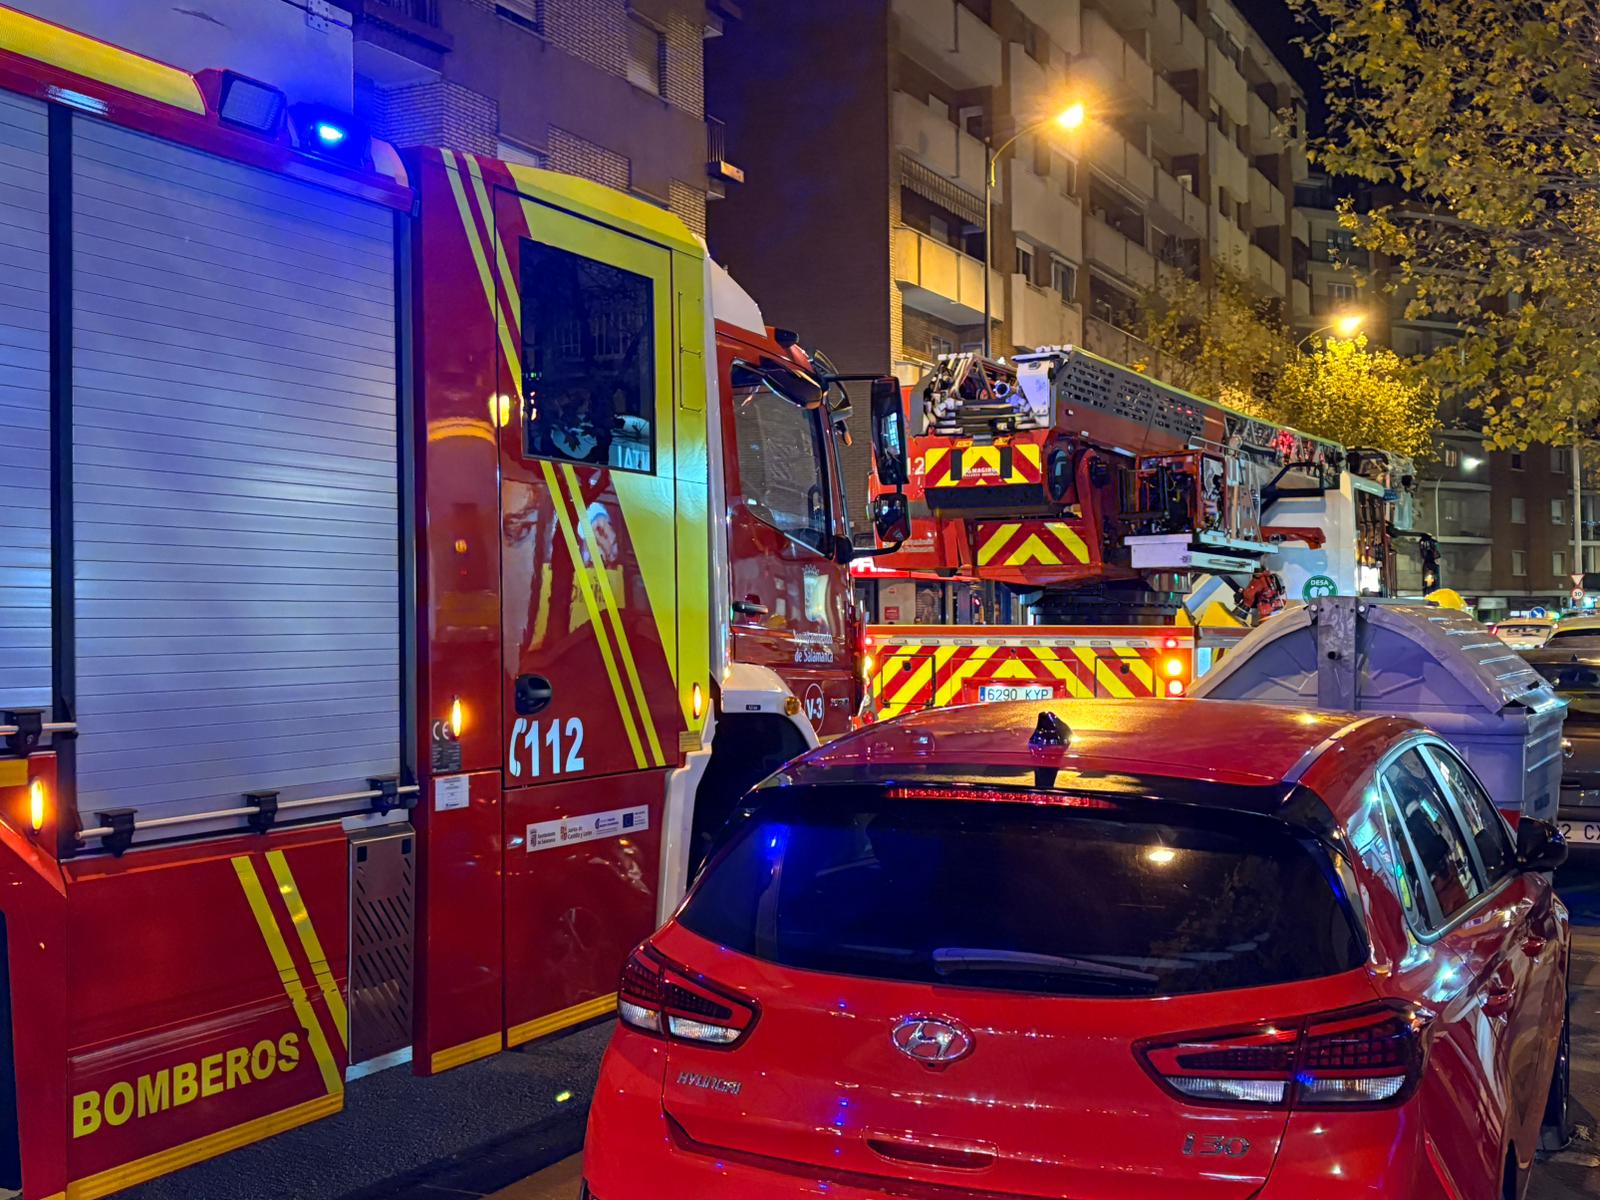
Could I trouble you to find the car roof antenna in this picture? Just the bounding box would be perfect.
[1030,711,1070,789]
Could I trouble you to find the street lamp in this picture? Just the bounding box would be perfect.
[983,102,1087,356]
[1297,312,1364,349]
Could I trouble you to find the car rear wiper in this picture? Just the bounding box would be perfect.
[931,947,1158,983]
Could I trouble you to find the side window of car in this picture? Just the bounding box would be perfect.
[1352,781,1430,930]
[1421,744,1516,885]
[1381,748,1484,930]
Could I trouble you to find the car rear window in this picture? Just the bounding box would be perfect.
[1530,662,1600,721]
[680,790,1364,999]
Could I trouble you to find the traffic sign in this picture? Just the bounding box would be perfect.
[1530,606,1549,619]
[1574,588,1586,606]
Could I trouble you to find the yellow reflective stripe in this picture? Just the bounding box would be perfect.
[560,465,664,766]
[430,1032,502,1074]
[540,460,646,768]
[230,857,342,1098]
[1010,532,1062,566]
[886,654,934,712]
[0,8,206,114]
[264,850,348,1051]
[1017,443,1042,467]
[507,993,617,1047]
[444,153,522,389]
[1048,522,1090,563]
[63,1094,341,1200]
[1033,649,1093,698]
[1115,646,1155,691]
[464,153,521,318]
[978,523,1019,565]
[933,644,997,707]
[1076,647,1135,699]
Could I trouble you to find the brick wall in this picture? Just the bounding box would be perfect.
[548,126,630,191]
[668,179,706,237]
[362,78,497,154]
[541,0,703,119]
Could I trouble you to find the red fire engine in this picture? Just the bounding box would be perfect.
[855,349,1413,715]
[0,9,881,1196]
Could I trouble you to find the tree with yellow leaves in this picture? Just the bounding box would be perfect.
[1136,266,1438,457]
[1292,0,1600,449]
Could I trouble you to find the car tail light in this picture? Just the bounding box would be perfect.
[618,947,758,1048]
[1137,1002,1427,1110]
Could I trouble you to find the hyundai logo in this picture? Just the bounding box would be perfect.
[890,1016,974,1067]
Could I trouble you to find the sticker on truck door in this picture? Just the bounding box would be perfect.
[526,805,649,852]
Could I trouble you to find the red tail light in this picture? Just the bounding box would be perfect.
[618,947,758,1049]
[1137,1002,1428,1110]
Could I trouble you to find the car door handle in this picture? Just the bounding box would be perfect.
[515,674,553,715]
[732,599,769,616]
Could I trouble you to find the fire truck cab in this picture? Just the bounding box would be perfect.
[0,8,865,1196]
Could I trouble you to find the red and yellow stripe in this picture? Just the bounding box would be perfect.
[924,442,1042,488]
[975,520,1092,569]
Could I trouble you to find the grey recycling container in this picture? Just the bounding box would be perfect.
[1191,597,1567,820]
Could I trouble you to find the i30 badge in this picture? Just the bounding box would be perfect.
[891,1016,974,1067]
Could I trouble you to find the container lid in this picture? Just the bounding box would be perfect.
[1193,598,1563,719]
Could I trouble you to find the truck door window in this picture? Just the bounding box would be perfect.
[731,363,829,552]
[519,238,655,473]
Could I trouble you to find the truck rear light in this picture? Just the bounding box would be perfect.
[1137,1002,1427,1110]
[28,778,45,833]
[618,947,758,1048]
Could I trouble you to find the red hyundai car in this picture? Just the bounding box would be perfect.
[582,700,1571,1200]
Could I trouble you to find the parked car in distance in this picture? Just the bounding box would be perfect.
[1494,618,1555,650]
[582,699,1571,1200]
[1523,646,1600,846]
[1543,615,1600,648]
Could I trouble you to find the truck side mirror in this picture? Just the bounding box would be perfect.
[871,493,911,547]
[870,376,908,488]
[1516,816,1568,873]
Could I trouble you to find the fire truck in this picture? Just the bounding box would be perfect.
[0,9,886,1196]
[858,347,1414,717]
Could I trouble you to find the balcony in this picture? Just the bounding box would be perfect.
[1082,9,1154,108]
[1088,218,1157,289]
[894,91,987,196]
[895,225,1002,325]
[1248,243,1286,296]
[1248,167,1285,228]
[1152,75,1205,150]
[1246,91,1286,153]
[1292,278,1311,318]
[1208,127,1248,197]
[1211,215,1248,272]
[1154,167,1207,238]
[1085,315,1155,369]
[1293,208,1309,245]
[343,0,452,84]
[1010,274,1083,349]
[1149,0,1204,68]
[1091,128,1155,200]
[893,0,1004,90]
[1009,159,1083,261]
[706,117,744,190]
[1008,42,1051,124]
[1013,0,1080,52]
[1207,41,1248,123]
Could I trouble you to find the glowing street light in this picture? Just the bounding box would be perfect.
[983,101,1090,355]
[1298,313,1365,349]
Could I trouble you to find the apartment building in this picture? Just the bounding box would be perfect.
[342,0,741,237]
[708,0,1309,509]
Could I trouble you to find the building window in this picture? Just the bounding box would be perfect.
[1511,496,1526,524]
[1015,240,1036,281]
[518,237,656,473]
[1512,550,1527,577]
[1510,452,1524,470]
[1442,496,1461,522]
[1051,258,1077,302]
[1554,446,1568,473]
[1328,281,1356,305]
[1058,156,1079,197]
[626,15,666,96]
[1553,498,1566,525]
[930,334,954,358]
[496,0,544,33]
[1555,551,1567,578]
[1441,446,1459,468]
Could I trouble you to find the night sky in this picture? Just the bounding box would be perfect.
[1235,0,1329,134]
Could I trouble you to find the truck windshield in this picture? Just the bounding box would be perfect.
[731,363,832,553]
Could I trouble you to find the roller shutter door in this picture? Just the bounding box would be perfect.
[0,92,51,715]
[71,117,400,824]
